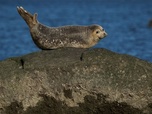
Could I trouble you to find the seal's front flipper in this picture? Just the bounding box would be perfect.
[17,6,38,28]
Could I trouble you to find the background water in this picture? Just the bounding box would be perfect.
[0,0,152,62]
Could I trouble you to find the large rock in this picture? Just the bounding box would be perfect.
[0,48,152,114]
[148,19,152,27]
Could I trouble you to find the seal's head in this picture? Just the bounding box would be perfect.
[88,25,107,46]
[91,25,107,40]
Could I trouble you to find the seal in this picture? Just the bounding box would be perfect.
[17,6,107,49]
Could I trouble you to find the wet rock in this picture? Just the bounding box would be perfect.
[148,19,152,27]
[0,48,152,114]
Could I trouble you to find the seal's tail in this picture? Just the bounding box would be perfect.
[17,6,38,28]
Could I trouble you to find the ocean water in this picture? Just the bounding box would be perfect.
[0,0,152,62]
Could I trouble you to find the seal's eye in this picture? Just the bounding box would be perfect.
[96,30,100,34]
[102,28,104,31]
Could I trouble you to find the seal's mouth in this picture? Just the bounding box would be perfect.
[98,37,103,40]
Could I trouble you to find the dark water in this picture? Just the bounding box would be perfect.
[0,0,152,62]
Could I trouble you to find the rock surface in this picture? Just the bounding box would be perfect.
[0,48,152,114]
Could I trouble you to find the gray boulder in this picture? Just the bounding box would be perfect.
[0,48,152,114]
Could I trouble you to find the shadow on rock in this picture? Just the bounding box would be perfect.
[4,94,143,114]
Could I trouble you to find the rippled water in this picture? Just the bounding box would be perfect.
[0,0,152,62]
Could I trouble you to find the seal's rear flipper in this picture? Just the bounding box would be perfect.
[17,6,38,28]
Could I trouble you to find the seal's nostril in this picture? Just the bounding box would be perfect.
[104,33,107,36]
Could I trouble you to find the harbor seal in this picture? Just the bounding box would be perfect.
[17,6,107,49]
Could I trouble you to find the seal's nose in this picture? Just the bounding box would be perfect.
[104,32,107,36]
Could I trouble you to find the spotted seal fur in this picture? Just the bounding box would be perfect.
[17,6,107,49]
